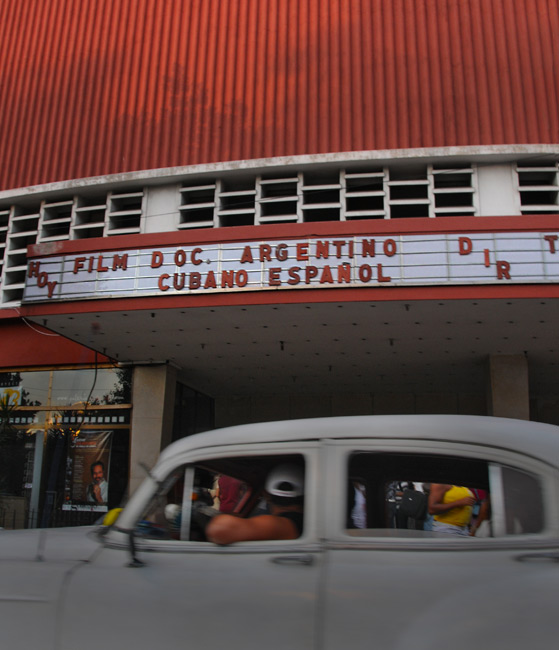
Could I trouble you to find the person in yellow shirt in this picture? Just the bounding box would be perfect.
[428,484,476,536]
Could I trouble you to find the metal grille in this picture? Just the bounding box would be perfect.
[517,162,559,215]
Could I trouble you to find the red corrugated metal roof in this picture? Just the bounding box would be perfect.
[1,0,558,191]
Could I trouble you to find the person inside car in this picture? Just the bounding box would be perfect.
[428,483,476,536]
[205,464,304,545]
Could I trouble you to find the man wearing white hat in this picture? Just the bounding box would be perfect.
[206,464,304,545]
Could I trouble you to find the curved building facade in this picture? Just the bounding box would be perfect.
[0,0,558,526]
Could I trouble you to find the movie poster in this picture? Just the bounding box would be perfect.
[62,431,112,512]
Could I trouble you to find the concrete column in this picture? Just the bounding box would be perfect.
[142,184,180,232]
[487,355,530,420]
[477,165,520,215]
[129,364,177,496]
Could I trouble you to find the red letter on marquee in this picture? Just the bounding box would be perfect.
[259,245,272,262]
[189,273,201,290]
[73,257,86,274]
[236,270,248,287]
[112,254,128,271]
[191,248,203,265]
[377,264,391,283]
[269,268,281,286]
[305,266,318,283]
[332,240,346,258]
[174,273,186,290]
[362,239,375,258]
[240,246,254,263]
[97,255,109,272]
[316,241,329,259]
[287,267,301,285]
[297,243,309,261]
[496,261,511,280]
[174,249,187,267]
[37,272,49,288]
[458,237,473,255]
[151,251,164,268]
[47,281,57,299]
[28,261,41,278]
[358,264,373,282]
[383,239,397,257]
[319,266,334,284]
[337,263,351,283]
[544,235,558,254]
[204,271,217,289]
[276,243,288,261]
[221,270,235,288]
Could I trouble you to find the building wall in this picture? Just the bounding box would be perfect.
[214,391,488,428]
[0,318,108,367]
[1,0,558,525]
[1,0,557,191]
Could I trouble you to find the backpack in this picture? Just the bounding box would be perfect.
[398,488,428,520]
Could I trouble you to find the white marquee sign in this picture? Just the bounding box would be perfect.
[23,232,559,303]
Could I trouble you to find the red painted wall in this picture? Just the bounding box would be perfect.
[0,316,108,368]
[1,0,557,192]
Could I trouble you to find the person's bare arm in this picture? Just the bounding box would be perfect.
[206,514,298,545]
[428,484,475,515]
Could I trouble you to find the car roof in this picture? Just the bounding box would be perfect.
[156,415,559,470]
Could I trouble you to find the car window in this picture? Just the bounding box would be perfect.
[500,465,544,535]
[136,453,305,542]
[346,452,544,538]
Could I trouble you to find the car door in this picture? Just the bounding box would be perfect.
[57,442,322,650]
[0,527,101,650]
[321,439,559,650]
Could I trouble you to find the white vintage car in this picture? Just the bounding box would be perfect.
[2,414,559,650]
